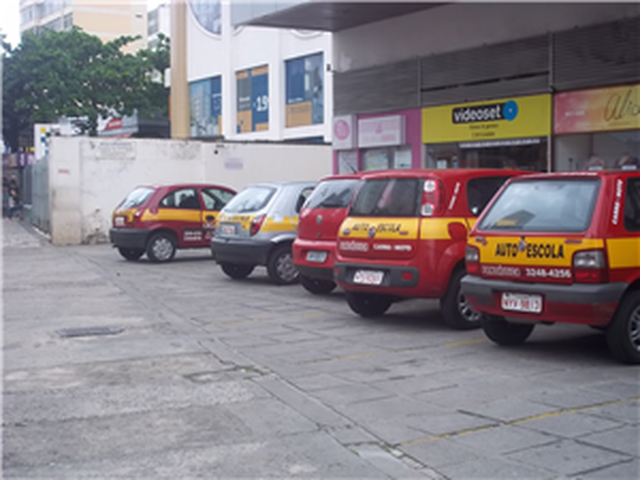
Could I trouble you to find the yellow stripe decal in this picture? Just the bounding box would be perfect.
[607,238,640,269]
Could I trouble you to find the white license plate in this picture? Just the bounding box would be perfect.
[114,216,125,227]
[306,251,328,263]
[353,270,384,285]
[501,292,543,313]
[220,224,235,235]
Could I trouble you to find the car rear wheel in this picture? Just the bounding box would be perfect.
[267,245,299,285]
[606,290,640,365]
[220,262,255,280]
[481,315,535,345]
[441,268,481,330]
[117,247,144,261]
[346,292,392,318]
[300,275,336,295]
[146,232,177,263]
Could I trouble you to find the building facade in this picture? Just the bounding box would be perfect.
[148,2,170,51]
[19,0,147,53]
[235,2,640,173]
[186,0,333,143]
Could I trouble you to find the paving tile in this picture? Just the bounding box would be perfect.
[438,456,548,479]
[578,458,639,480]
[517,411,624,438]
[451,424,557,455]
[399,438,482,469]
[579,425,640,456]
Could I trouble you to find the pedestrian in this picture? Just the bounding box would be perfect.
[7,176,22,220]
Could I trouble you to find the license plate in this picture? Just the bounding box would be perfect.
[114,216,125,227]
[220,224,235,235]
[353,270,384,285]
[306,251,328,263]
[501,292,543,313]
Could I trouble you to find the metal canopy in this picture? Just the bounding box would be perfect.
[239,2,447,32]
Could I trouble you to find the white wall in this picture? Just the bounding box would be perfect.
[47,137,332,245]
[334,3,639,73]
[187,1,332,142]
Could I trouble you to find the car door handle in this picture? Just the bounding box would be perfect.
[206,215,215,221]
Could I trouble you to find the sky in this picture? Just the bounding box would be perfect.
[0,0,166,49]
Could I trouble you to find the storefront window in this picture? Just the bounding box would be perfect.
[555,131,640,171]
[363,146,412,171]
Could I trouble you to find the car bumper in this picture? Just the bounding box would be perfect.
[109,228,149,250]
[293,238,336,280]
[210,237,272,266]
[461,275,627,326]
[334,262,420,293]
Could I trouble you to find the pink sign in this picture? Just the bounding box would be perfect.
[357,115,406,148]
[333,115,356,150]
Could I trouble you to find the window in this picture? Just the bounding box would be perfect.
[350,178,420,217]
[466,176,511,216]
[296,187,315,213]
[478,178,601,233]
[160,188,201,209]
[118,187,154,209]
[304,179,359,209]
[624,178,640,232]
[223,186,276,214]
[285,52,324,127]
[201,187,234,211]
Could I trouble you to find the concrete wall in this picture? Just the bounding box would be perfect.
[187,1,333,142]
[333,3,639,73]
[47,137,331,245]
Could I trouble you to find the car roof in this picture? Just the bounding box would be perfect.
[244,180,317,189]
[319,172,364,182]
[134,183,235,190]
[505,169,640,181]
[359,168,527,181]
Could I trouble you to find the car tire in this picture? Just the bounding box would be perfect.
[440,268,481,330]
[606,290,640,365]
[146,232,177,263]
[300,275,336,295]
[267,244,299,285]
[220,262,255,280]
[117,247,144,261]
[346,292,392,318]
[481,315,535,346]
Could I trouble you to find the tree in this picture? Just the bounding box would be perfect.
[2,27,170,151]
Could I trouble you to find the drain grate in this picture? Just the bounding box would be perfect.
[56,326,124,338]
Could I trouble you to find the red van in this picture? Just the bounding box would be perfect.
[334,169,528,329]
[293,173,362,294]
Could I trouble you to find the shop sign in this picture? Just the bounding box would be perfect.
[358,115,406,148]
[554,84,640,134]
[422,94,551,143]
[333,115,356,150]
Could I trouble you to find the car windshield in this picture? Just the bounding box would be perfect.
[118,187,154,209]
[350,178,420,217]
[222,186,276,213]
[303,179,359,209]
[478,178,601,233]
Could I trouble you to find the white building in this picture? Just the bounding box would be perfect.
[148,2,170,51]
[186,1,332,144]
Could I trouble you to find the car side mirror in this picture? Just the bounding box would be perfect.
[448,222,467,241]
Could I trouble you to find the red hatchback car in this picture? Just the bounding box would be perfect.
[293,173,362,294]
[109,183,236,262]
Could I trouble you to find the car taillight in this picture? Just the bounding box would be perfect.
[421,178,445,217]
[250,214,266,236]
[573,250,608,284]
[133,209,144,223]
[465,245,480,276]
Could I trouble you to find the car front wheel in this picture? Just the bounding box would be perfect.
[346,292,392,318]
[220,262,255,280]
[146,232,177,263]
[481,315,535,346]
[606,290,640,365]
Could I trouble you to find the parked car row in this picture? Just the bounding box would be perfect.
[109,167,640,364]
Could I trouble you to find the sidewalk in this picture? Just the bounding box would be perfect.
[2,218,47,250]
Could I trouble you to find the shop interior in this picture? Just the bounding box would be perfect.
[554,130,640,171]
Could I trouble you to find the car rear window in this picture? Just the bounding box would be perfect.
[350,178,420,217]
[222,186,276,214]
[625,178,640,232]
[118,187,154,209]
[303,179,359,210]
[477,178,601,233]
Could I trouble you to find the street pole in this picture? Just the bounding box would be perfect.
[170,0,190,139]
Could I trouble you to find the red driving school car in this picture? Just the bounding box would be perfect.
[333,168,529,329]
[110,183,236,262]
[461,169,640,364]
[293,173,362,294]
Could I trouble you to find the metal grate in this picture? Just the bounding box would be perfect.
[56,326,124,338]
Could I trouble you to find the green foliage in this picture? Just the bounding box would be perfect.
[2,27,171,150]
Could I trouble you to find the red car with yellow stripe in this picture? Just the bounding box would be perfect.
[334,169,528,329]
[109,183,236,262]
[461,169,640,363]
